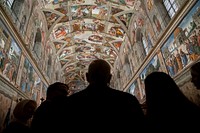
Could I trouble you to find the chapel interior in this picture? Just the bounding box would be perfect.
[0,0,200,131]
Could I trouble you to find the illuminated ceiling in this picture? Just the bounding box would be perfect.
[41,0,140,89]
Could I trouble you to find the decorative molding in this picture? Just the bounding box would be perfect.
[0,75,28,99]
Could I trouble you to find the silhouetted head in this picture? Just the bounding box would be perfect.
[46,82,69,100]
[144,72,184,109]
[86,59,111,86]
[13,99,37,123]
[191,62,200,90]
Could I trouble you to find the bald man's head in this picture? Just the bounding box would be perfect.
[86,59,111,85]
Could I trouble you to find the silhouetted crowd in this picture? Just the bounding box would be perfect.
[2,59,200,133]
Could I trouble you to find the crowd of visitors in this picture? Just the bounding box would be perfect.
[2,59,200,133]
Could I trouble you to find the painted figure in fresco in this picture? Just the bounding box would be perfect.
[74,0,85,4]
[175,50,183,72]
[88,35,103,42]
[190,34,200,54]
[72,6,83,18]
[19,15,26,35]
[26,77,32,93]
[96,7,107,19]
[2,62,11,80]
[112,27,124,38]
[0,48,6,71]
[184,39,198,61]
[145,31,153,52]
[46,13,58,29]
[179,48,188,67]
[166,57,175,76]
[93,19,105,32]
[153,15,162,33]
[119,15,127,26]
[188,21,196,33]
[7,63,16,82]
[171,53,178,74]
[95,0,106,5]
[21,70,27,92]
[109,27,117,36]
[73,20,81,32]
[125,0,135,6]
[11,66,17,82]
[0,38,5,49]
[21,65,33,94]
[8,46,15,60]
[132,30,136,43]
[55,26,68,38]
[137,17,144,27]
[29,32,35,49]
[113,41,122,50]
[197,29,200,47]
[147,0,153,11]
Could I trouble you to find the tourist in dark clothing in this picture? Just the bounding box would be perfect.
[3,99,37,133]
[190,61,200,90]
[144,71,200,132]
[67,59,146,132]
[31,82,69,133]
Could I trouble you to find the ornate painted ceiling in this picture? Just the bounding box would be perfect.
[41,0,140,89]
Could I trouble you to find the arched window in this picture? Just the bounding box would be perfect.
[47,55,52,77]
[4,0,14,8]
[163,0,178,18]
[19,15,26,34]
[4,0,25,24]
[142,35,148,55]
[33,28,42,58]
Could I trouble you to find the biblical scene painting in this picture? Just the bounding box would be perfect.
[0,19,21,85]
[161,1,200,77]
[20,58,41,99]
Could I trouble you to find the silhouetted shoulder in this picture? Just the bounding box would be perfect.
[67,86,146,131]
[144,71,200,132]
[68,85,138,102]
[66,59,146,131]
[106,88,141,104]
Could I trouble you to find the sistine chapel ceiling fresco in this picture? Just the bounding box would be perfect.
[40,0,141,89]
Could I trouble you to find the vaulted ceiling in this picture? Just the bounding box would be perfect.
[41,0,140,89]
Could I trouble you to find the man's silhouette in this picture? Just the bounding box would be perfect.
[67,59,146,131]
[31,82,69,132]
